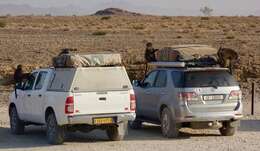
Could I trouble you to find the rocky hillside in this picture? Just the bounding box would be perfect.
[94,8,141,16]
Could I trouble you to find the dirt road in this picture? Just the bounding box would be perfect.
[1,105,260,151]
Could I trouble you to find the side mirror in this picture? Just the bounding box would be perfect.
[132,80,141,87]
[15,83,24,90]
[142,82,150,88]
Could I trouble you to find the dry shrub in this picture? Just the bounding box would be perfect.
[92,31,107,36]
[201,17,210,20]
[226,35,235,39]
[161,16,171,20]
[101,16,111,20]
[0,20,7,28]
[161,24,169,28]
[132,24,145,30]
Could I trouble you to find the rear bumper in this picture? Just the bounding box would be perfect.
[176,112,243,122]
[175,103,243,123]
[67,112,136,125]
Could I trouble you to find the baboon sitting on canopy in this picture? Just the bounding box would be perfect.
[217,47,239,74]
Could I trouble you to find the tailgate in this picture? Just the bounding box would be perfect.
[73,91,130,115]
[186,87,240,113]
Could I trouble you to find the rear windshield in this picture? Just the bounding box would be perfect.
[72,67,132,92]
[172,70,238,88]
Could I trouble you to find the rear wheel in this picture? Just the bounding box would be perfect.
[106,121,128,141]
[9,106,25,135]
[219,121,237,136]
[161,108,180,138]
[46,113,65,145]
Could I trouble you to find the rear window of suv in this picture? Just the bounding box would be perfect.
[172,70,238,88]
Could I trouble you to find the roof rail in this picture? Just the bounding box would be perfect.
[148,62,186,68]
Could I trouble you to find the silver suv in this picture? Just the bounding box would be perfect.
[131,66,242,138]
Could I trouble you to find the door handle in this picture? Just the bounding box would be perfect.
[145,91,151,95]
[38,94,42,97]
[99,97,107,101]
[160,92,167,95]
[27,94,31,97]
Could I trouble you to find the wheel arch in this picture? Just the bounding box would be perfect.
[159,104,168,120]
[9,103,16,116]
[45,106,55,122]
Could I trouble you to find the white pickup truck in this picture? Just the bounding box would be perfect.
[9,66,136,144]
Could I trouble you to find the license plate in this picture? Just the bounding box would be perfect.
[203,95,224,101]
[93,117,113,125]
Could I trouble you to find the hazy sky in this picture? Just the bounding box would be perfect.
[0,0,259,16]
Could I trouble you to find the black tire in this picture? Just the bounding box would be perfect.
[46,113,65,145]
[9,106,25,135]
[161,108,180,138]
[106,121,128,141]
[219,121,237,136]
[129,120,142,129]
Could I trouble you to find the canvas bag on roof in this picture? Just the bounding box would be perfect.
[52,53,122,68]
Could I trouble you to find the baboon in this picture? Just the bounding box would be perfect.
[144,42,159,62]
[217,47,239,74]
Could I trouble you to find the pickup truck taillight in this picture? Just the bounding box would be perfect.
[130,94,136,112]
[178,92,199,101]
[65,96,74,114]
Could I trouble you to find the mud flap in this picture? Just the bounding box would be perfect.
[118,121,128,136]
[230,120,240,127]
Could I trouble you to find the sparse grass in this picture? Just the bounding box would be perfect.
[92,31,107,36]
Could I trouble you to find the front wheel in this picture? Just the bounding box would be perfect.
[219,121,237,136]
[9,106,25,135]
[106,121,128,141]
[161,108,180,138]
[46,113,65,145]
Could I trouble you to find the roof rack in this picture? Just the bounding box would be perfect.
[148,61,219,68]
[148,62,186,68]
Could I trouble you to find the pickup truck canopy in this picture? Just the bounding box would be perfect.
[47,67,132,92]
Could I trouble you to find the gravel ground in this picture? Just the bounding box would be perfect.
[1,103,260,151]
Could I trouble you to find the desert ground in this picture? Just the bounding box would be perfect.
[0,15,259,150]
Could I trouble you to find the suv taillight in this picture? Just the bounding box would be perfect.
[65,96,74,114]
[178,92,199,101]
[229,90,242,100]
[130,94,136,112]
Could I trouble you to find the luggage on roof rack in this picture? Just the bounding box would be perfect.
[52,53,122,68]
[148,62,186,68]
[156,45,219,67]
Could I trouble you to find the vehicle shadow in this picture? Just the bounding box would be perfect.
[239,120,260,131]
[0,126,50,149]
[126,124,220,141]
[0,119,259,149]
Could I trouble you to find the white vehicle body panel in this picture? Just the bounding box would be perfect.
[9,67,135,126]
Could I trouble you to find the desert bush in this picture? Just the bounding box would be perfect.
[92,31,107,36]
[161,16,171,20]
[0,20,7,28]
[132,24,145,30]
[201,17,209,20]
[226,35,235,39]
[101,16,111,20]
